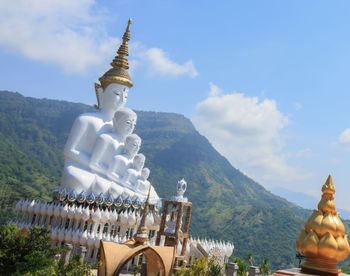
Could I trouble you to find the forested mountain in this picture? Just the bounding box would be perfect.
[0,90,344,271]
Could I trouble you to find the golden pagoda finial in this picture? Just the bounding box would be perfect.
[322,174,335,195]
[134,182,152,245]
[98,18,133,89]
[318,174,336,214]
[296,175,350,274]
[110,18,131,70]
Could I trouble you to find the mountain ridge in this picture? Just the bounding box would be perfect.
[0,90,326,270]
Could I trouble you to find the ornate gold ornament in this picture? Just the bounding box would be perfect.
[99,18,133,90]
[296,175,350,274]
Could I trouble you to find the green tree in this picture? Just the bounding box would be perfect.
[259,258,270,276]
[234,257,248,276]
[176,257,223,276]
[207,258,223,276]
[54,254,92,276]
[340,260,350,274]
[133,264,141,276]
[247,252,253,266]
[0,224,92,275]
[0,224,57,275]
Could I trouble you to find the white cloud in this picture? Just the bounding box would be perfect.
[208,82,221,97]
[0,0,119,74]
[0,0,198,78]
[192,83,309,186]
[339,129,350,148]
[143,48,198,78]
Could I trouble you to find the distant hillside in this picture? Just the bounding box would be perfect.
[0,90,340,271]
[270,187,350,220]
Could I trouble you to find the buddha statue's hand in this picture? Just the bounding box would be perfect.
[123,180,132,188]
[89,162,107,176]
[136,180,147,192]
[129,180,136,187]
[128,176,139,188]
[107,172,120,183]
[121,172,131,187]
[66,150,90,167]
[134,180,141,190]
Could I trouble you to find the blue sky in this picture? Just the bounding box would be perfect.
[1,0,350,212]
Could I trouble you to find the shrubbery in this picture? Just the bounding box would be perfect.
[233,253,270,276]
[176,257,224,276]
[0,224,92,275]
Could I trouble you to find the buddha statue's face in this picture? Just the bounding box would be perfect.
[113,110,137,138]
[125,136,141,157]
[133,155,145,170]
[101,83,129,111]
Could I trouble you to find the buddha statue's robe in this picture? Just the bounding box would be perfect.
[60,83,128,194]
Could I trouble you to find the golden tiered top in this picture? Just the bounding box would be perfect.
[318,175,336,215]
[99,18,133,89]
[296,175,350,274]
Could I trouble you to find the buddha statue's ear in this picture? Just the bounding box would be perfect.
[94,83,103,110]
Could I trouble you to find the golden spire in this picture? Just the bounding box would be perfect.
[134,182,152,245]
[111,18,131,70]
[99,18,133,89]
[322,174,335,195]
[296,175,350,274]
[318,174,336,214]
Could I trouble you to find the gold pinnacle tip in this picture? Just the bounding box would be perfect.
[322,174,335,194]
[126,18,132,30]
[326,174,332,184]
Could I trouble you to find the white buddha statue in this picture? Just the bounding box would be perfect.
[122,153,145,188]
[63,84,129,168]
[89,108,137,176]
[107,134,142,184]
[90,134,141,196]
[61,19,134,194]
[136,168,151,194]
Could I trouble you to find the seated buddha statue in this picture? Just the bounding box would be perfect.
[89,107,137,176]
[63,83,129,168]
[135,168,151,194]
[60,19,133,194]
[90,133,141,196]
[122,153,146,188]
[107,134,142,184]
